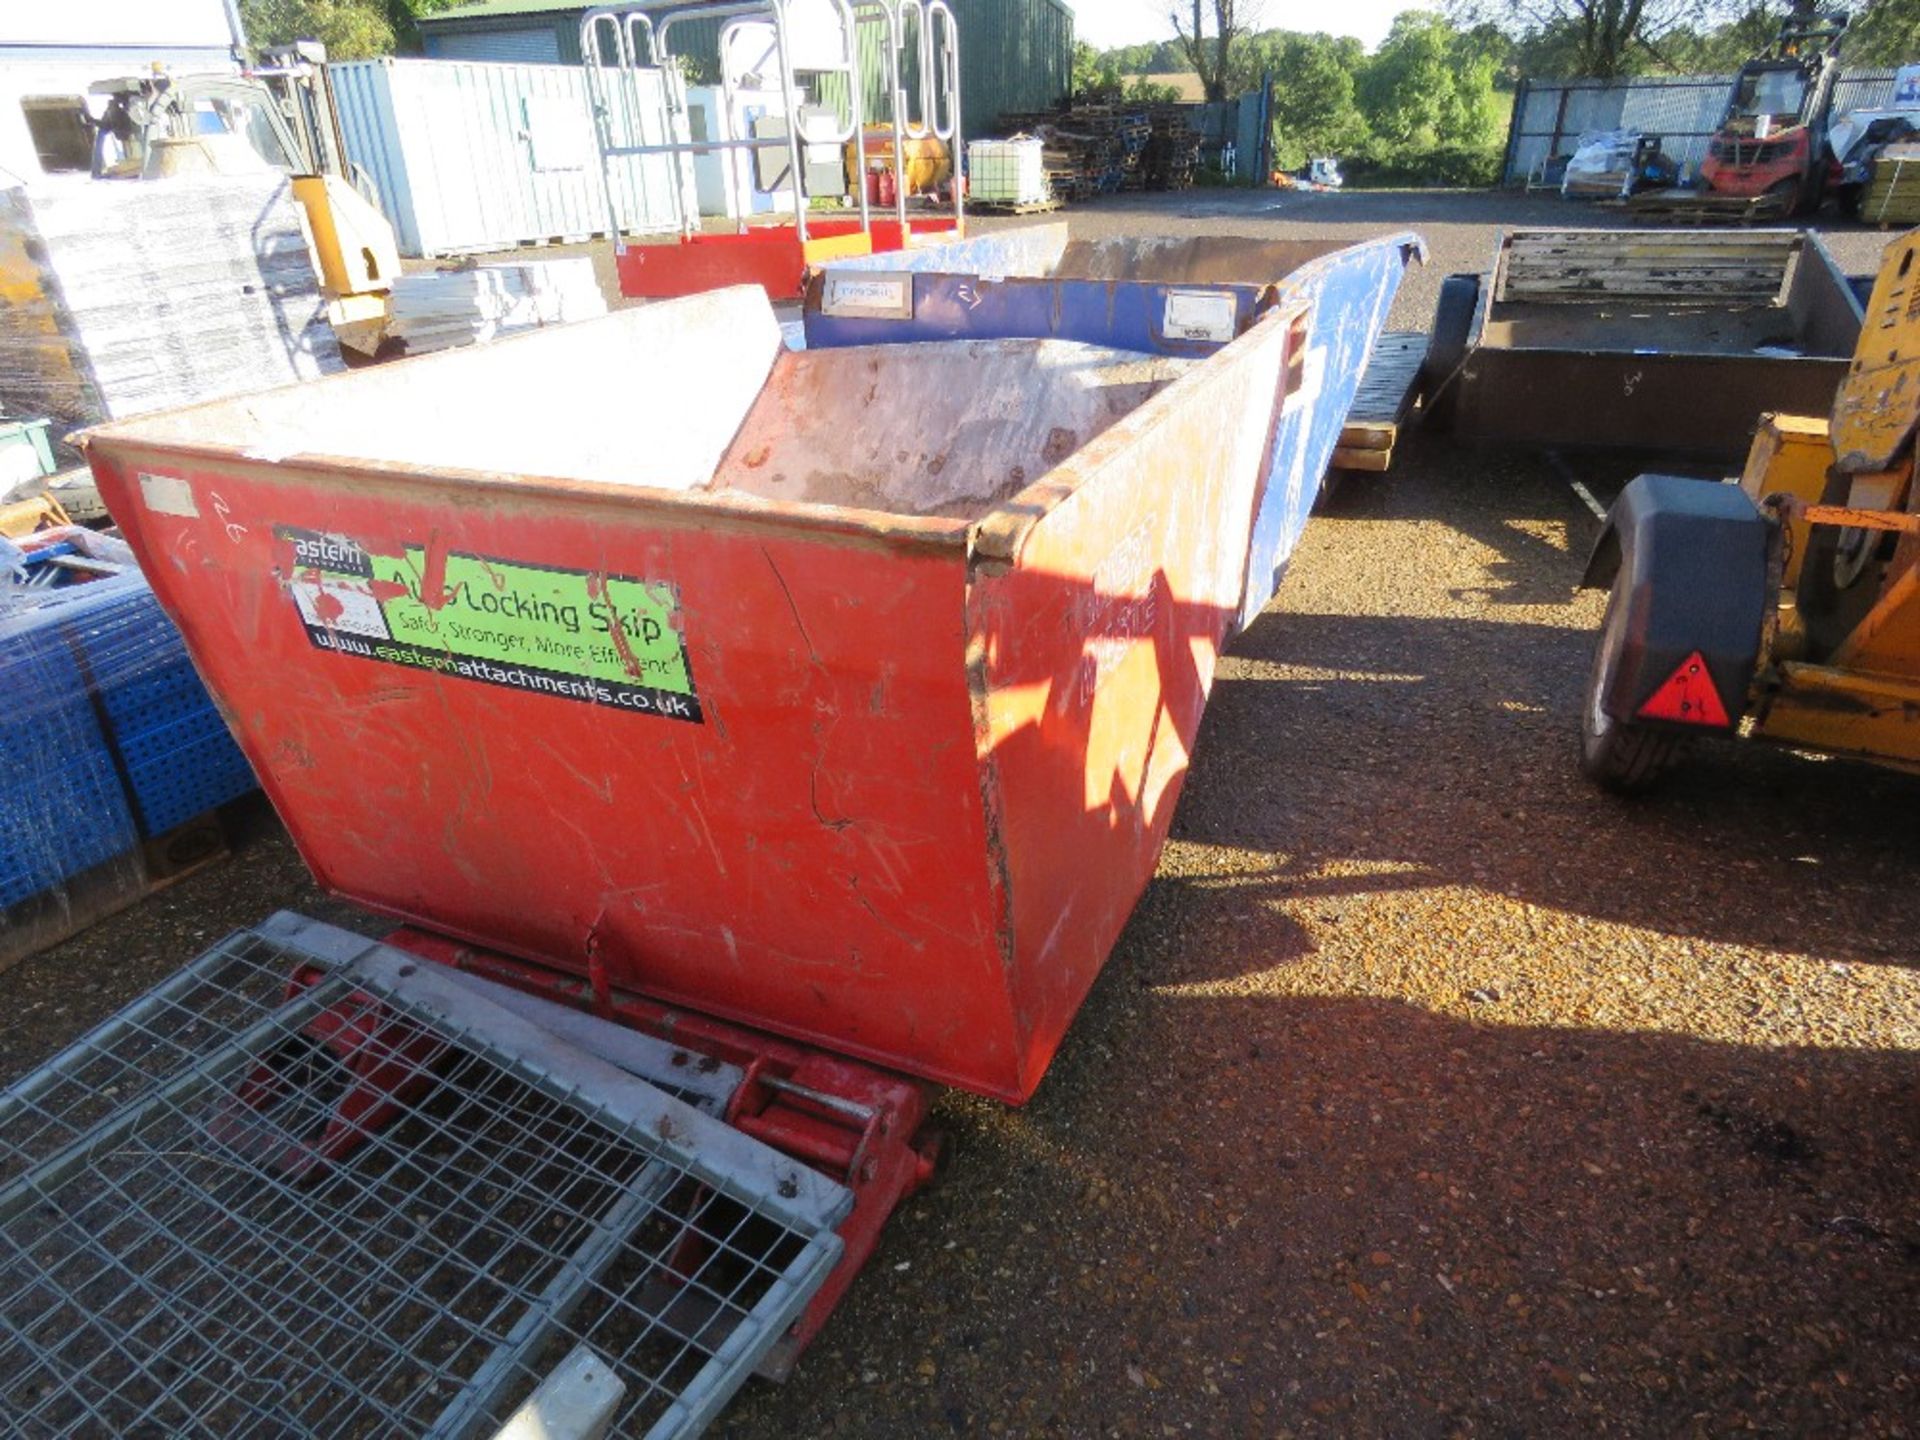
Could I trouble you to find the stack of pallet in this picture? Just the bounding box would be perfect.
[1079,107,1153,191]
[386,259,608,356]
[995,103,1200,201]
[1863,142,1920,225]
[1144,107,1202,191]
[996,110,1106,200]
[0,176,341,458]
[1034,124,1103,201]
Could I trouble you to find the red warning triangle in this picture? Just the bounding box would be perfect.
[1636,650,1731,727]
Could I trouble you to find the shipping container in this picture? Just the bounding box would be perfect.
[329,56,687,256]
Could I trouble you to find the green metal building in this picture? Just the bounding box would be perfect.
[414,0,1074,138]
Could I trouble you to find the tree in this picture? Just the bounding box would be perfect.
[240,0,472,58]
[1360,11,1504,148]
[1849,0,1920,65]
[1072,40,1130,100]
[1172,1,1269,102]
[1072,40,1110,96]
[1451,0,1736,78]
[1248,32,1371,166]
[240,0,396,59]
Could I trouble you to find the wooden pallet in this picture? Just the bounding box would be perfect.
[0,808,233,973]
[1613,188,1792,226]
[1333,332,1427,473]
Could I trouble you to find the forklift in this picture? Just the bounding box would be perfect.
[1579,227,1920,791]
[85,42,398,353]
[1697,3,1849,213]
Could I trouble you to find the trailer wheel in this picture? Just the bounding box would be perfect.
[1419,273,1479,434]
[1580,571,1682,793]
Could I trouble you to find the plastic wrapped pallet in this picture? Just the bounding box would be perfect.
[1561,129,1640,198]
[386,259,608,356]
[1,528,258,970]
[0,175,342,464]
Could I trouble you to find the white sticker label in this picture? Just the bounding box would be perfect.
[289,574,390,640]
[138,471,198,518]
[1163,289,1239,343]
[822,273,913,319]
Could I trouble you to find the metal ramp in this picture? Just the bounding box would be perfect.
[1334,331,1428,473]
[0,913,851,1439]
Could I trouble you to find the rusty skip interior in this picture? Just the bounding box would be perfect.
[110,285,1199,523]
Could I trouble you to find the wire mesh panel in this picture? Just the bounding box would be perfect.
[0,917,851,1440]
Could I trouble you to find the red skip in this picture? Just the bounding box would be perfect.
[1637,650,1731,727]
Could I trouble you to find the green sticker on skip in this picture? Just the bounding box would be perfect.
[278,527,701,722]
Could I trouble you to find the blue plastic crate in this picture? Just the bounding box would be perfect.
[0,603,139,910]
[116,708,257,835]
[2,542,259,920]
[62,586,257,839]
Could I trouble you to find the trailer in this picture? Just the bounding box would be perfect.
[0,256,1389,1435]
[1424,228,1862,460]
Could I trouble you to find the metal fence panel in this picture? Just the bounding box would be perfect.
[1235,89,1265,178]
[1503,68,1900,184]
[0,916,851,1440]
[330,57,686,258]
[1831,71,1901,115]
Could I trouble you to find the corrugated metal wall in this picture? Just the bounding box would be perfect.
[957,0,1072,133]
[427,27,564,65]
[1504,68,1900,183]
[418,0,1073,139]
[330,57,686,256]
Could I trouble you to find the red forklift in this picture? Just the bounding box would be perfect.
[1699,4,1849,213]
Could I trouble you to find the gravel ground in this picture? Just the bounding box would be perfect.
[11,189,1920,1437]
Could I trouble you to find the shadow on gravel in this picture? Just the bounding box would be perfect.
[1187,601,1920,969]
[1317,434,1677,609]
[906,972,1920,1440]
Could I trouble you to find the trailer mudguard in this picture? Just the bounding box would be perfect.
[1580,473,1772,728]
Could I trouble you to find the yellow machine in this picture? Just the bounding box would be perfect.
[1579,227,1920,790]
[0,493,69,539]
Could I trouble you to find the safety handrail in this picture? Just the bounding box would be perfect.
[576,0,958,252]
[896,0,931,141]
[849,0,909,229]
[928,0,959,143]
